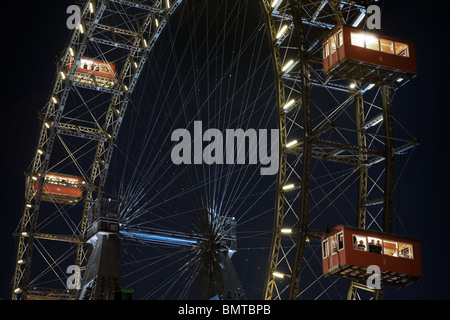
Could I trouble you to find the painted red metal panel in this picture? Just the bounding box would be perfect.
[67,57,116,79]
[322,244,347,275]
[322,226,422,279]
[323,25,417,75]
[38,182,83,198]
[323,25,345,74]
[322,225,347,275]
[33,172,84,201]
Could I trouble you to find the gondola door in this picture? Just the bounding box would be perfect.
[322,234,338,273]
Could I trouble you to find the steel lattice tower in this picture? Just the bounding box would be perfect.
[260,0,417,300]
[12,0,184,300]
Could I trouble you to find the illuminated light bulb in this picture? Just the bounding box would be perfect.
[69,47,75,57]
[60,71,66,80]
[281,59,294,72]
[14,288,22,294]
[349,82,357,89]
[143,39,148,48]
[282,184,295,191]
[79,23,84,34]
[281,228,292,234]
[166,0,170,8]
[273,272,285,279]
[155,19,159,27]
[276,25,288,39]
[21,232,28,237]
[286,140,298,148]
[271,0,282,8]
[17,259,24,264]
[282,99,296,110]
[89,2,94,13]
[52,96,58,104]
[353,11,366,27]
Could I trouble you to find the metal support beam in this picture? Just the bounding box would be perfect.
[355,92,368,229]
[347,91,369,300]
[382,86,395,233]
[119,229,200,247]
[57,123,110,141]
[288,0,313,300]
[15,232,85,245]
[261,0,288,301]
[109,0,166,14]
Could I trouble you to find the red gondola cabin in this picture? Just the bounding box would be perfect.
[67,57,116,87]
[322,25,417,87]
[322,226,422,287]
[33,172,84,204]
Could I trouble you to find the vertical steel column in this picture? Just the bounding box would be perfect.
[368,85,395,300]
[288,0,312,300]
[78,233,122,300]
[347,91,368,300]
[382,85,395,233]
[354,92,368,230]
[260,0,287,300]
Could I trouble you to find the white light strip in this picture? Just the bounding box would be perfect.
[282,184,295,191]
[276,25,288,39]
[271,0,282,8]
[286,140,298,148]
[353,11,366,27]
[282,59,294,72]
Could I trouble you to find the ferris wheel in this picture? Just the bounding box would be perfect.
[11,0,419,300]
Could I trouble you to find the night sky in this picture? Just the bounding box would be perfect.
[1,1,449,301]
